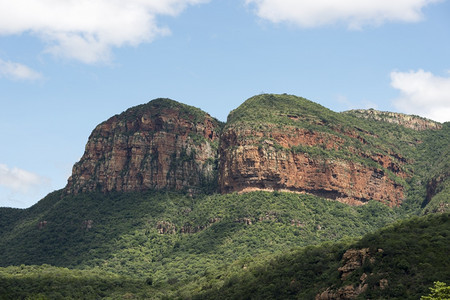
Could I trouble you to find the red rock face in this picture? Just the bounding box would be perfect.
[219,125,406,207]
[66,96,411,208]
[65,99,222,194]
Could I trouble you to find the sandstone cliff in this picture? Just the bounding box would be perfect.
[218,94,408,207]
[65,98,223,194]
[66,94,444,208]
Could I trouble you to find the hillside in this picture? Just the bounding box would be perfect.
[0,93,448,299]
[220,94,449,210]
[220,94,408,206]
[1,212,448,299]
[185,212,450,300]
[0,190,401,280]
[61,94,450,210]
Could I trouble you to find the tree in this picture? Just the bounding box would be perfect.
[421,281,450,300]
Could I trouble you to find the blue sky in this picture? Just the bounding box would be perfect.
[0,0,449,208]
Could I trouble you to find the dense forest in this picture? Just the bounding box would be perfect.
[1,211,448,299]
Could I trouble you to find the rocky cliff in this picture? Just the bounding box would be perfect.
[343,109,442,131]
[218,94,408,207]
[65,98,223,194]
[66,94,445,208]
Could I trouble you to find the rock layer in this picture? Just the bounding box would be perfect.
[66,94,419,207]
[65,99,222,194]
[218,95,407,207]
[343,109,442,131]
[218,126,405,206]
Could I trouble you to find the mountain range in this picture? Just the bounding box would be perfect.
[0,94,448,299]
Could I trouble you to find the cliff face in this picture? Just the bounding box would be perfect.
[218,95,407,207]
[65,99,223,194]
[219,128,405,206]
[343,109,442,131]
[66,94,443,208]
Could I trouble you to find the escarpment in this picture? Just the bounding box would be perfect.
[218,94,408,207]
[66,94,444,207]
[343,109,442,131]
[66,98,223,194]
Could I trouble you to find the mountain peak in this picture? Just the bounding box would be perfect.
[65,94,448,208]
[65,98,223,195]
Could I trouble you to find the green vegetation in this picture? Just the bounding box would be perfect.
[0,94,448,299]
[1,212,447,299]
[226,94,342,128]
[421,281,450,299]
[224,94,449,215]
[182,213,449,300]
[120,98,218,125]
[0,191,403,280]
[0,265,157,299]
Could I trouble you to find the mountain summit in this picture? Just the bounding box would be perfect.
[65,94,447,208]
[66,98,223,195]
[1,94,448,299]
[219,94,407,206]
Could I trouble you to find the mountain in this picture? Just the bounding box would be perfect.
[0,94,448,299]
[66,98,223,195]
[64,94,449,209]
[220,94,408,206]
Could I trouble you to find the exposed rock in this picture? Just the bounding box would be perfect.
[379,278,388,290]
[425,172,449,206]
[316,284,368,300]
[64,94,421,208]
[290,219,304,227]
[81,220,94,231]
[156,221,177,234]
[343,109,442,131]
[259,211,278,222]
[219,125,405,207]
[234,217,253,225]
[338,248,371,280]
[158,218,221,234]
[317,248,375,299]
[37,221,47,230]
[65,99,222,195]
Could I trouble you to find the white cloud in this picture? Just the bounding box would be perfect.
[245,0,442,29]
[391,69,450,123]
[0,164,50,194]
[0,59,43,80]
[0,0,208,63]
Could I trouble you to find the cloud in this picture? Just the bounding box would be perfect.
[390,69,450,123]
[0,0,208,63]
[245,0,442,29]
[0,59,43,80]
[0,164,50,194]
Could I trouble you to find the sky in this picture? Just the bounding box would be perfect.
[0,0,449,208]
